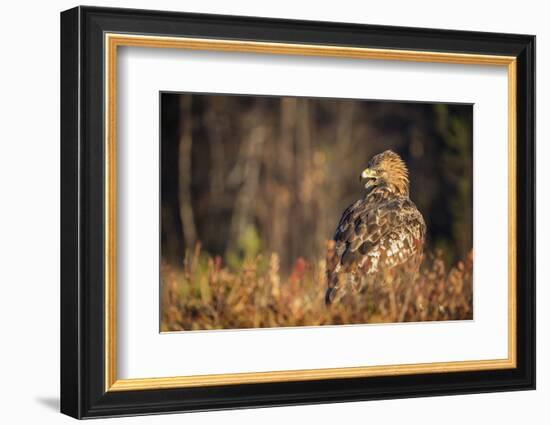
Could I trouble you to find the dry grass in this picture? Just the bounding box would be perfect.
[161,243,473,331]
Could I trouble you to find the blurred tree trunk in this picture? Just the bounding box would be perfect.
[295,99,314,261]
[206,97,227,203]
[226,109,267,255]
[337,101,356,152]
[178,96,197,250]
[268,97,296,270]
[161,205,180,262]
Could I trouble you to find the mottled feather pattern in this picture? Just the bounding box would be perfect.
[326,150,426,305]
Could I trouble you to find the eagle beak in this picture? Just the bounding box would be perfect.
[360,168,376,181]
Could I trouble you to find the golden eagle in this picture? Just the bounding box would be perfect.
[325,150,426,305]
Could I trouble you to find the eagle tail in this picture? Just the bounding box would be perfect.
[325,286,336,305]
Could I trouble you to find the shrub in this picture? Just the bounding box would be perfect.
[161,244,473,331]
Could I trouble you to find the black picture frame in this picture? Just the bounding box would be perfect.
[60,5,535,419]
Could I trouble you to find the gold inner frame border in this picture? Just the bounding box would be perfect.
[104,33,517,392]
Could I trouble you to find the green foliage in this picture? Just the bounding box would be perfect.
[226,224,264,271]
[433,104,473,262]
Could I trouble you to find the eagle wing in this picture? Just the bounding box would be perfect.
[331,197,425,276]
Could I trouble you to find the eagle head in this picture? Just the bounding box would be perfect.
[360,150,409,196]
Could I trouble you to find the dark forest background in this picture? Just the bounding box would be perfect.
[160,93,473,277]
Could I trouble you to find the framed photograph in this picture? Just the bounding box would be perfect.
[60,6,535,419]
